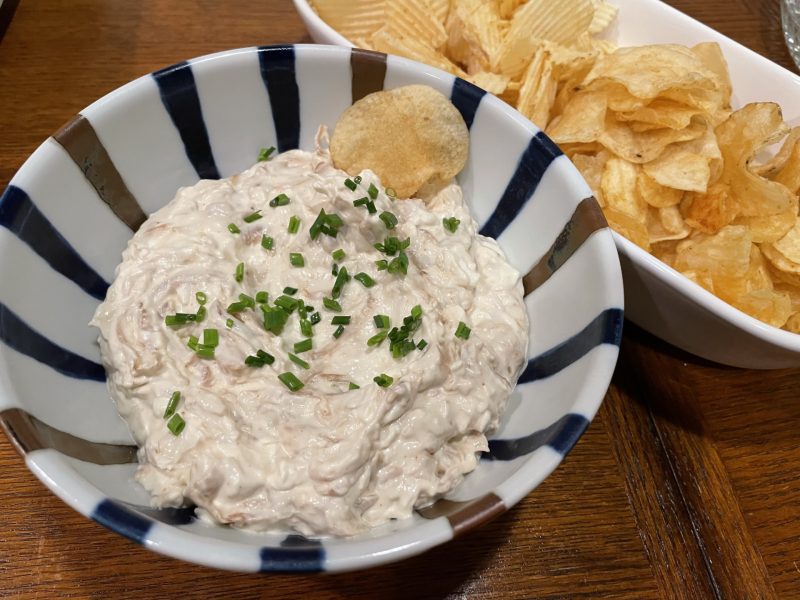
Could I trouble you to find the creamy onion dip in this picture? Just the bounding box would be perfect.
[91,132,528,536]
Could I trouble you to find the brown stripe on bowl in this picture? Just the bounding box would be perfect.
[417,492,506,537]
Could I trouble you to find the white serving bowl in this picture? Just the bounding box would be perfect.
[293,0,800,368]
[0,44,622,572]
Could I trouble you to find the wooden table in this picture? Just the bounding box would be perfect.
[1,1,799,597]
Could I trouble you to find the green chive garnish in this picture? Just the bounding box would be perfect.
[373,373,393,387]
[332,248,345,262]
[310,311,322,325]
[411,305,422,319]
[235,262,245,283]
[331,316,351,325]
[322,297,341,312]
[443,217,461,233]
[387,252,409,275]
[239,293,255,308]
[278,372,304,392]
[262,305,289,334]
[283,286,298,295]
[331,267,350,299]
[353,197,369,208]
[195,292,207,305]
[270,193,290,207]
[354,272,376,288]
[375,259,388,271]
[289,353,310,369]
[195,345,215,359]
[379,211,397,229]
[256,291,269,304]
[368,182,379,199]
[366,200,377,215]
[187,335,199,351]
[354,175,362,185]
[300,318,313,337]
[333,325,345,339]
[332,263,339,276]
[294,338,313,353]
[202,328,219,348]
[373,315,390,329]
[258,146,276,161]
[344,178,357,191]
[243,210,262,223]
[455,321,471,340]
[165,313,196,327]
[290,252,305,267]
[309,208,327,240]
[288,216,301,234]
[245,349,275,367]
[167,413,186,435]
[227,301,248,314]
[261,235,274,250]
[228,223,241,234]
[367,330,388,347]
[417,339,428,350]
[195,305,207,323]
[349,382,360,390]
[164,391,181,419]
[274,295,299,312]
[226,318,234,329]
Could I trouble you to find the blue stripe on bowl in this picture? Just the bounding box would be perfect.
[519,308,624,384]
[483,413,590,460]
[260,535,324,572]
[0,185,109,301]
[92,498,152,545]
[0,302,106,381]
[479,131,563,239]
[450,78,486,130]
[257,46,301,152]
[152,62,221,180]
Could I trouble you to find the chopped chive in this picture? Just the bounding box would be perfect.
[289,353,310,369]
[195,345,215,359]
[344,178,357,191]
[235,262,245,283]
[270,193,290,207]
[165,313,196,327]
[387,252,409,275]
[417,339,428,350]
[368,182,379,199]
[331,315,351,325]
[256,291,269,304]
[322,297,341,312]
[411,305,422,319]
[244,210,263,223]
[288,216,301,234]
[262,305,289,334]
[261,235,274,250]
[227,301,248,314]
[258,146,276,161]
[278,372,304,392]
[331,267,350,299]
[333,325,345,339]
[245,355,265,367]
[385,187,396,199]
[164,391,181,419]
[366,200,377,215]
[228,223,241,234]
[167,413,186,435]
[226,318,234,329]
[349,381,360,390]
[325,213,344,229]
[293,338,313,353]
[354,175,362,185]
[373,314,390,329]
[354,272,376,288]
[310,311,321,325]
[455,321,471,340]
[239,293,255,308]
[375,259,388,271]
[195,305,207,323]
[332,262,339,276]
[187,335,199,351]
[309,208,327,240]
[367,330,388,347]
[332,248,345,262]
[353,197,369,208]
[443,216,461,233]
[195,291,207,305]
[300,318,313,337]
[374,236,410,256]
[290,252,305,267]
[379,211,398,229]
[373,373,393,387]
[256,349,275,364]
[274,295,299,312]
[203,328,219,348]
[283,287,298,296]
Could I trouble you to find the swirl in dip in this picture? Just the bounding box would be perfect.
[91,136,528,536]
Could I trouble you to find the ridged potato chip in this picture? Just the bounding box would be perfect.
[311,0,387,40]
[385,0,448,50]
[330,85,469,199]
[370,27,465,76]
[516,46,557,127]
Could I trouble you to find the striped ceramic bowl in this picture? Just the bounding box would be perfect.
[0,44,623,572]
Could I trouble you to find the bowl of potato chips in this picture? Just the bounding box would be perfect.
[295,0,800,368]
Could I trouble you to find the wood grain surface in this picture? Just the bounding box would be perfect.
[2,1,800,598]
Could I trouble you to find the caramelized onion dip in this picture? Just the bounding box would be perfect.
[91,135,528,536]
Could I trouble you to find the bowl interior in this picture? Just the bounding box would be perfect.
[0,44,623,572]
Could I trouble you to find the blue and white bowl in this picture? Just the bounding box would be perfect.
[0,44,623,572]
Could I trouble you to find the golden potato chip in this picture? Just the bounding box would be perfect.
[732,200,797,244]
[673,225,752,278]
[681,183,737,234]
[647,205,690,243]
[637,171,683,208]
[516,46,558,127]
[424,0,450,24]
[492,0,595,79]
[691,42,732,110]
[598,116,706,164]
[466,71,511,95]
[571,150,611,204]
[496,0,524,19]
[617,100,702,130]
[643,126,721,192]
[312,0,387,41]
[385,0,448,51]
[370,27,465,76]
[601,157,650,249]
[330,85,469,198]
[753,127,800,178]
[769,218,800,265]
[546,90,607,143]
[445,0,506,74]
[588,0,618,35]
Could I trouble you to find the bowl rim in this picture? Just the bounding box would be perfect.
[0,42,624,572]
